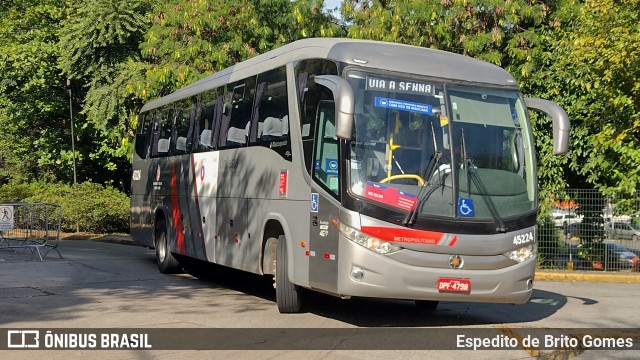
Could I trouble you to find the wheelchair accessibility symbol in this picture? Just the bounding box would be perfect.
[311,193,319,213]
[458,198,474,217]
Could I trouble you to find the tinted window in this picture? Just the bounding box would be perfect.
[172,99,191,156]
[252,66,289,144]
[220,77,256,148]
[151,107,172,157]
[135,113,153,159]
[198,88,222,151]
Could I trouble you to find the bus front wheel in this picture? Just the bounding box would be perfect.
[155,220,180,274]
[275,235,302,313]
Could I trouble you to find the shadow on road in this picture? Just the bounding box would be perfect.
[0,240,583,328]
[183,257,573,327]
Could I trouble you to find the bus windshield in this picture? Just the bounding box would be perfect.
[347,71,536,221]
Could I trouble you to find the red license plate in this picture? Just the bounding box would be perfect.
[437,278,471,293]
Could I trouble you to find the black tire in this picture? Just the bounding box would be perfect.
[415,300,439,310]
[275,235,302,313]
[155,220,180,274]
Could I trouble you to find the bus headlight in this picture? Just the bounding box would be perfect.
[505,243,537,263]
[339,223,401,254]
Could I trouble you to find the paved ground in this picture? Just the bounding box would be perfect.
[1,236,639,359]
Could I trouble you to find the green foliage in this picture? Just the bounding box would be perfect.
[527,0,640,199]
[135,0,344,99]
[0,0,71,184]
[0,181,38,203]
[536,217,566,268]
[342,0,552,75]
[0,181,130,233]
[57,0,157,186]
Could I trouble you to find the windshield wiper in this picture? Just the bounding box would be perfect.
[403,123,442,226]
[460,129,507,233]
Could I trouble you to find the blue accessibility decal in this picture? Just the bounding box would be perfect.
[457,198,475,217]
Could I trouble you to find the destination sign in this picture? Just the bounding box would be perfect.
[366,76,436,96]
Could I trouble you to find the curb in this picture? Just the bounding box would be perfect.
[535,271,640,283]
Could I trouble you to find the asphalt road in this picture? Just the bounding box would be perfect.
[1,239,639,359]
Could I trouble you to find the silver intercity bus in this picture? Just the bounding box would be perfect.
[130,38,569,313]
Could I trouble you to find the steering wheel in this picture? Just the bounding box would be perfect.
[379,174,425,186]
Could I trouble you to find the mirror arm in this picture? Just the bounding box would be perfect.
[314,75,355,139]
[525,97,570,155]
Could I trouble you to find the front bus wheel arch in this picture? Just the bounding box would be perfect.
[155,218,180,274]
[275,235,302,313]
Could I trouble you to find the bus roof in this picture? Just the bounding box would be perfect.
[140,37,519,112]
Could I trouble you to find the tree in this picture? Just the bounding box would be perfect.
[134,0,344,100]
[342,0,555,76]
[57,0,158,189]
[0,0,70,184]
[526,0,640,203]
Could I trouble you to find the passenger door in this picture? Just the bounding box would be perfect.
[308,101,341,293]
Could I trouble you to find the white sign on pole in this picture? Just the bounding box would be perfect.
[0,205,14,231]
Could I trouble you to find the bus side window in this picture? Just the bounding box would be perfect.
[151,107,172,157]
[135,112,153,159]
[220,77,256,148]
[172,99,191,156]
[253,66,288,144]
[198,89,222,151]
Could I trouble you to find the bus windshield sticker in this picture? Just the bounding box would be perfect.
[365,182,416,211]
[366,76,435,96]
[374,97,433,115]
[329,176,339,192]
[325,158,339,175]
[439,114,449,127]
[458,198,475,217]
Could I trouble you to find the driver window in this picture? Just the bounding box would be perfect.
[312,101,339,197]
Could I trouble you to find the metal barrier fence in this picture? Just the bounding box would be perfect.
[0,202,63,261]
[538,189,640,272]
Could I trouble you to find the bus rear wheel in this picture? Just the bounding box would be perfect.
[275,235,302,313]
[155,220,180,274]
[415,300,439,310]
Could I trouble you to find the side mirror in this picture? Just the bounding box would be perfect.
[314,75,355,139]
[525,98,570,155]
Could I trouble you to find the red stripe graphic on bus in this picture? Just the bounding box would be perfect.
[171,163,185,254]
[360,226,454,245]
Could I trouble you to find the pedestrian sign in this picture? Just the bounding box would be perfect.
[0,205,14,231]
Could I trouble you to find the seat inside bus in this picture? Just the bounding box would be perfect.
[157,138,171,155]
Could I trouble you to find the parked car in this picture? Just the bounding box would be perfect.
[564,220,605,240]
[553,213,582,228]
[552,243,639,271]
[610,222,640,241]
[590,243,639,270]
